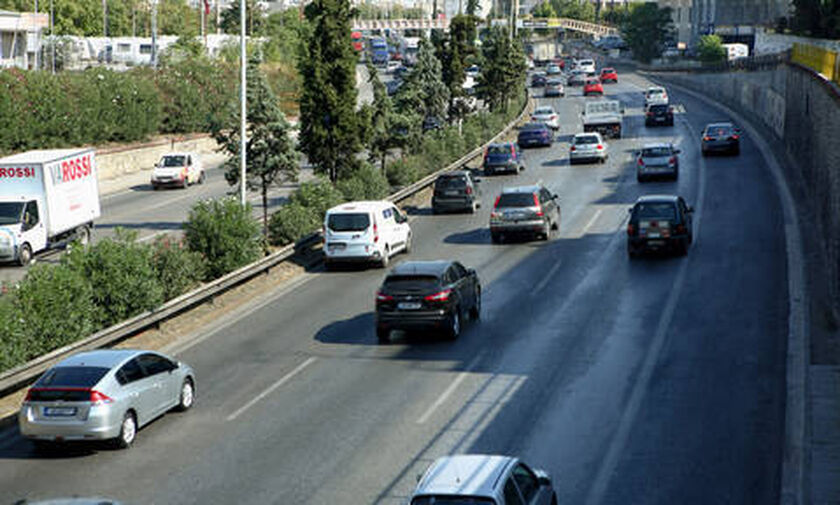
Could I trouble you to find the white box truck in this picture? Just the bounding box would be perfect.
[0,148,101,265]
[581,100,624,138]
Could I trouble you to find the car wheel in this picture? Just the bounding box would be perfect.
[673,169,679,181]
[376,326,390,344]
[551,492,558,505]
[541,221,551,240]
[404,233,412,254]
[469,288,481,320]
[152,184,160,191]
[198,171,206,184]
[676,238,689,256]
[378,246,390,268]
[701,149,709,157]
[76,225,91,247]
[17,243,32,267]
[175,378,195,412]
[637,174,645,183]
[469,201,478,214]
[114,411,137,449]
[628,243,639,259]
[31,439,56,453]
[733,145,740,155]
[446,309,461,340]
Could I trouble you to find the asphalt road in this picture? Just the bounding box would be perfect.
[0,70,789,505]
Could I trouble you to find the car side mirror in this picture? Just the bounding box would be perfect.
[551,194,559,200]
[674,149,681,154]
[473,178,482,183]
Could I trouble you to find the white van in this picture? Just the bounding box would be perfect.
[323,201,412,268]
[722,43,749,61]
[576,58,596,74]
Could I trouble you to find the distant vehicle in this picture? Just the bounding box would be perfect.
[576,58,596,73]
[483,142,524,175]
[583,78,604,96]
[386,60,401,73]
[0,148,100,266]
[19,349,195,449]
[595,35,626,50]
[151,152,205,190]
[531,105,560,129]
[544,78,565,97]
[722,42,749,61]
[599,67,618,83]
[386,79,402,96]
[375,260,481,342]
[701,122,741,155]
[546,64,562,75]
[570,132,609,164]
[645,103,675,126]
[531,72,547,87]
[627,194,694,257]
[369,37,390,65]
[531,40,560,65]
[422,116,444,132]
[393,65,410,80]
[465,64,480,79]
[644,86,669,107]
[402,36,421,66]
[567,69,586,86]
[323,201,411,269]
[410,455,557,505]
[490,184,560,243]
[517,122,553,148]
[351,31,363,52]
[432,170,482,214]
[636,143,681,182]
[581,100,623,138]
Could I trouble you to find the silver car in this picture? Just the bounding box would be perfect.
[531,106,560,129]
[637,142,680,182]
[19,349,196,449]
[569,132,609,164]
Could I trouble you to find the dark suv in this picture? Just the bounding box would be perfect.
[645,104,674,126]
[490,184,560,243]
[375,260,481,343]
[432,171,481,214]
[483,142,524,175]
[627,195,693,257]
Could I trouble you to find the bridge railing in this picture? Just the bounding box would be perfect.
[352,18,450,31]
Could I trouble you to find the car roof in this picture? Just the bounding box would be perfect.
[389,260,452,277]
[573,132,601,138]
[161,152,193,157]
[602,67,615,71]
[706,122,734,128]
[55,349,145,369]
[635,194,680,204]
[522,122,548,129]
[327,201,392,213]
[414,455,516,498]
[439,170,470,177]
[488,142,513,148]
[502,184,542,194]
[641,142,672,149]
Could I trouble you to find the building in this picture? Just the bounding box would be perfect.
[0,10,48,69]
[659,0,793,48]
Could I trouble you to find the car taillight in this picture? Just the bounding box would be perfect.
[90,390,113,405]
[669,156,676,164]
[596,144,604,150]
[551,114,557,120]
[373,223,379,243]
[493,195,501,208]
[24,389,33,401]
[533,194,544,216]
[570,146,576,151]
[703,136,713,141]
[637,158,644,166]
[627,223,635,235]
[465,186,473,195]
[675,224,687,234]
[425,289,451,302]
[646,111,653,116]
[376,292,393,302]
[730,134,740,140]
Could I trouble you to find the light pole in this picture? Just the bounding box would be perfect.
[239,0,247,207]
[151,0,158,68]
[50,0,55,73]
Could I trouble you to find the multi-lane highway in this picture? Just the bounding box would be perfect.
[0,70,789,504]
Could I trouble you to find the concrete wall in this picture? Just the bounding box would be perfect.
[96,135,220,182]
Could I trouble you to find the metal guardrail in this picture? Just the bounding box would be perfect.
[0,95,532,399]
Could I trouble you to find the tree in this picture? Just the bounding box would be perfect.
[477,27,526,111]
[620,3,673,63]
[220,0,266,35]
[697,34,726,63]
[364,59,397,172]
[298,0,363,182]
[397,39,449,124]
[214,57,299,240]
[547,0,595,22]
[792,0,840,38]
[532,1,557,18]
[466,0,481,17]
[437,15,477,121]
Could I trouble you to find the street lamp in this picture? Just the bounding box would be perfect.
[151,0,158,68]
[239,0,247,207]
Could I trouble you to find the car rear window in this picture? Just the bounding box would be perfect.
[436,176,467,189]
[35,366,110,388]
[384,275,440,292]
[497,193,536,207]
[707,125,733,136]
[534,107,553,115]
[602,68,615,73]
[574,135,600,145]
[487,145,511,155]
[521,123,547,131]
[635,203,677,220]
[411,498,495,505]
[650,104,669,113]
[328,213,370,232]
[642,147,672,157]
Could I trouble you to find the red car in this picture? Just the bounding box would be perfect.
[553,58,566,70]
[583,79,604,96]
[600,67,618,83]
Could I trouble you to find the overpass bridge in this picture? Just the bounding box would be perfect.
[351,17,616,36]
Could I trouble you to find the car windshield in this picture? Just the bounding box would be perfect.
[534,108,553,115]
[708,125,733,136]
[0,202,24,225]
[575,135,600,145]
[384,275,440,292]
[642,147,673,157]
[602,68,615,73]
[547,79,562,85]
[36,366,110,388]
[160,155,186,167]
[635,202,677,220]
[496,193,536,207]
[487,145,511,155]
[411,498,495,505]
[327,213,370,232]
[521,123,546,131]
[650,105,669,113]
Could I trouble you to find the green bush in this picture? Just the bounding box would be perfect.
[268,202,322,246]
[336,164,390,201]
[290,178,345,216]
[63,230,164,327]
[0,288,27,373]
[386,158,421,187]
[184,197,264,280]
[156,58,235,134]
[152,236,207,300]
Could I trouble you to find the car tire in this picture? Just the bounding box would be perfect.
[469,201,478,214]
[404,233,412,254]
[628,243,639,259]
[491,232,502,244]
[701,149,709,157]
[76,225,92,247]
[378,246,390,269]
[637,174,645,183]
[198,171,206,184]
[677,238,689,256]
[17,243,32,267]
[31,439,56,453]
[152,184,160,191]
[541,221,551,240]
[551,493,558,505]
[446,309,461,340]
[113,411,137,449]
[469,288,481,320]
[732,145,740,156]
[376,326,390,344]
[175,378,195,412]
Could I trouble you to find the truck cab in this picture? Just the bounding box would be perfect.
[0,198,47,265]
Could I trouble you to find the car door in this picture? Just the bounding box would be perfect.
[451,262,473,310]
[391,206,410,248]
[136,353,176,418]
[678,197,693,234]
[503,475,527,505]
[116,358,156,426]
[538,188,555,225]
[20,200,47,253]
[512,463,553,504]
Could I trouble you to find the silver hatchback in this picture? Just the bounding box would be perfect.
[19,349,195,449]
[569,132,609,164]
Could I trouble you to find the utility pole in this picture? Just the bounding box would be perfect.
[102,0,108,37]
[34,0,40,70]
[151,0,158,68]
[50,0,55,73]
[217,0,222,35]
[239,0,247,207]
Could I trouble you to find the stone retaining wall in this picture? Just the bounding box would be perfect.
[96,135,220,182]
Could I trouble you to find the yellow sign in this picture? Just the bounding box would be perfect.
[792,42,839,85]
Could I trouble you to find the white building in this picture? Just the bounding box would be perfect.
[0,10,48,69]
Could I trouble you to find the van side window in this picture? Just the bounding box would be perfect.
[23,201,39,227]
[503,478,526,505]
[382,208,392,220]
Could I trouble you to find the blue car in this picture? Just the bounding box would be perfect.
[483,142,525,175]
[517,122,553,148]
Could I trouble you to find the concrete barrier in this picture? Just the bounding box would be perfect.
[96,135,220,183]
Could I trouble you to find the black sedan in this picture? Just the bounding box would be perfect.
[645,104,674,126]
[375,260,481,343]
[627,195,694,257]
[517,122,553,148]
[701,122,741,155]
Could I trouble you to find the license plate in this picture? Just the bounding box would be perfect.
[44,407,76,416]
[647,231,661,238]
[445,190,460,196]
[647,240,665,247]
[328,243,346,251]
[398,302,422,310]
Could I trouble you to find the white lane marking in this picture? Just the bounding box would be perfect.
[416,353,484,424]
[226,357,317,422]
[533,260,563,295]
[585,101,708,505]
[583,208,603,234]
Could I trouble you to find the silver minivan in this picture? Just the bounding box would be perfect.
[19,349,195,449]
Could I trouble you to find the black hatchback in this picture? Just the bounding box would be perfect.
[432,170,482,214]
[645,104,674,126]
[375,260,481,343]
[627,195,694,257]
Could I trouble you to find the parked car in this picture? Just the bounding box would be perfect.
[19,349,195,449]
[410,455,557,505]
[531,72,547,87]
[531,106,560,129]
[569,132,609,164]
[636,143,681,182]
[701,122,741,155]
[627,195,694,257]
[600,67,618,83]
[490,184,560,243]
[483,142,525,175]
[517,122,553,148]
[375,260,481,342]
[432,170,482,214]
[645,103,675,126]
[323,201,411,269]
[151,152,205,190]
[644,86,669,107]
[583,78,604,96]
[567,69,586,86]
[544,78,565,97]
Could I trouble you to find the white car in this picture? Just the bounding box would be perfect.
[576,58,596,74]
[151,152,205,190]
[323,201,411,269]
[386,61,401,74]
[531,106,560,129]
[644,86,669,107]
[569,132,609,164]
